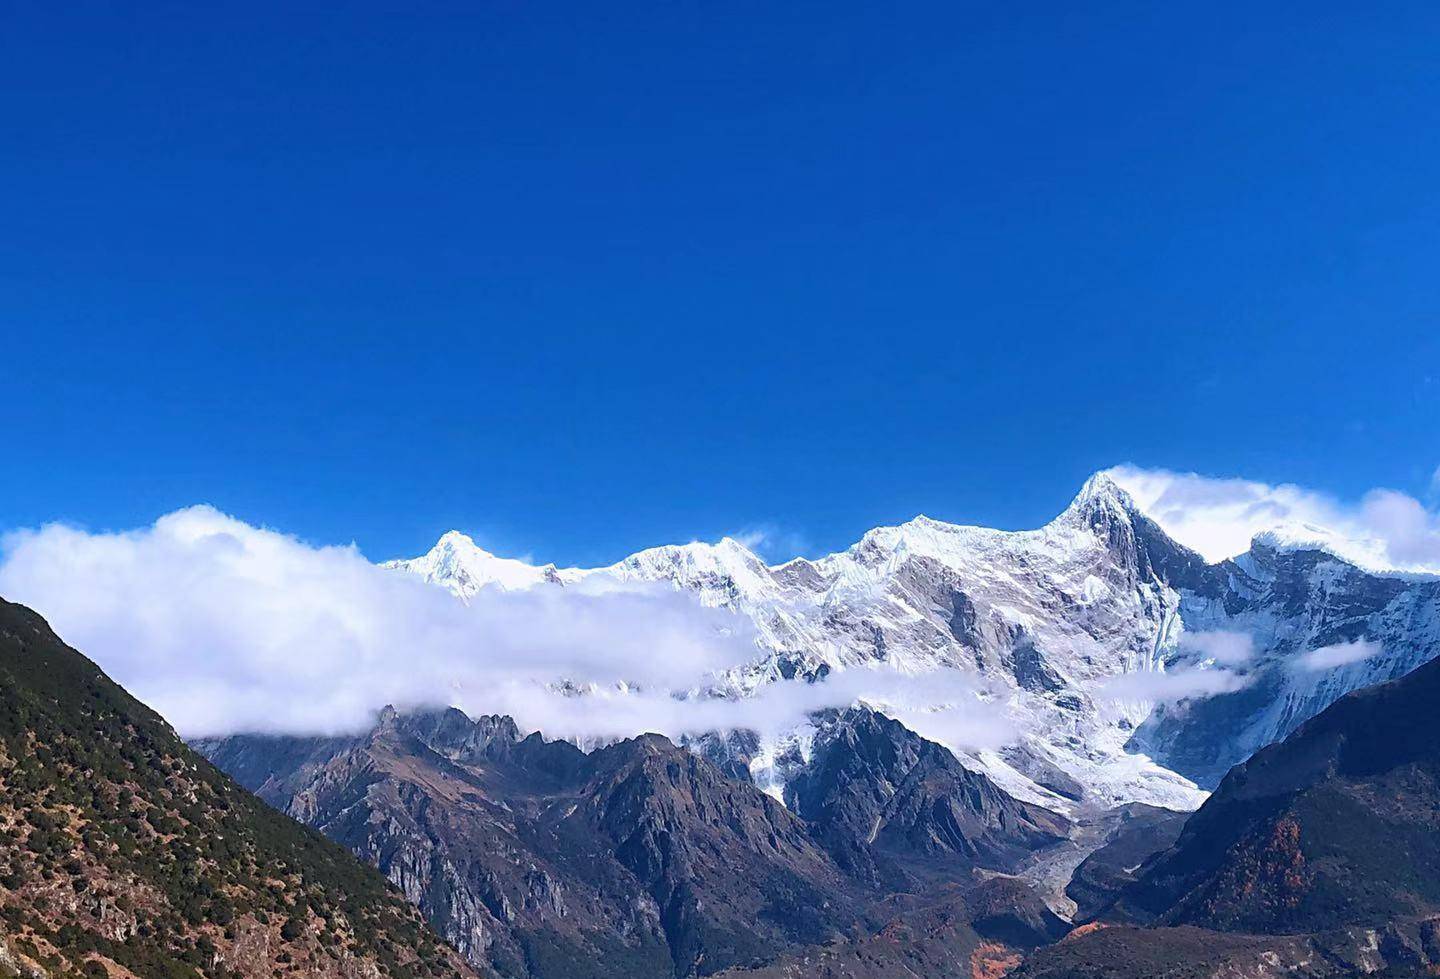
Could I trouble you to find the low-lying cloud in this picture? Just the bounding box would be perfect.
[0,506,1009,750]
[528,666,1015,752]
[1098,629,1257,705]
[1108,465,1440,574]
[1293,639,1382,672]
[1101,664,1250,704]
[1178,629,1256,666]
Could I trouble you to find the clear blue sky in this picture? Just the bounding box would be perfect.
[4,1,1438,565]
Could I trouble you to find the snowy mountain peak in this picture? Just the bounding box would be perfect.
[1058,471,1139,524]
[1244,522,1436,578]
[1076,469,1129,502]
[383,530,560,597]
[604,536,777,604]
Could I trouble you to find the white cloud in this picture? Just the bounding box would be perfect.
[1293,639,1382,672]
[1107,465,1440,573]
[0,507,753,738]
[1178,629,1255,666]
[1360,491,1440,568]
[1101,631,1258,706]
[0,506,1010,752]
[1100,664,1250,704]
[531,665,1014,752]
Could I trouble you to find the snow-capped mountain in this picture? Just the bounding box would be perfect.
[386,474,1440,814]
[382,529,577,593]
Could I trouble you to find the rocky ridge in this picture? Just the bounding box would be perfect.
[199,704,1077,978]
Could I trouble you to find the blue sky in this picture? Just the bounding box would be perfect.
[4,1,1438,565]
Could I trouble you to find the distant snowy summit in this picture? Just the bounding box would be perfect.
[384,471,1440,815]
[383,527,778,604]
[382,529,572,594]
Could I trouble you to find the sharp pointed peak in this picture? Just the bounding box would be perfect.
[715,535,763,556]
[433,529,486,551]
[1075,470,1131,503]
[1058,470,1139,520]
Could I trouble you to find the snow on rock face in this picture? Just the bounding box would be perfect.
[1132,540,1440,786]
[385,473,1440,814]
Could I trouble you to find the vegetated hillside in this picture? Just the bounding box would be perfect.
[0,597,479,979]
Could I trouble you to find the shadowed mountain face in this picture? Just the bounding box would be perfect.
[1118,653,1440,935]
[0,598,478,979]
[1133,539,1440,789]
[203,710,861,978]
[1062,804,1187,922]
[200,706,1073,978]
[786,707,1070,887]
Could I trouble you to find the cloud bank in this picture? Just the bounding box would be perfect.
[1108,466,1440,573]
[0,506,1007,748]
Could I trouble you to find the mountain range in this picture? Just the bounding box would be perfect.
[199,644,1440,978]
[8,469,1440,978]
[198,703,1074,978]
[384,473,1440,812]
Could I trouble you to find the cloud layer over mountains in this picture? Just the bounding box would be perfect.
[1,465,1432,746]
[0,505,1007,746]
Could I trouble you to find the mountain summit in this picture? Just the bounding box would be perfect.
[382,530,572,596]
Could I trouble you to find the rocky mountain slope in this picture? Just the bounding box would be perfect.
[1118,652,1440,934]
[1061,804,1186,922]
[0,597,478,979]
[784,707,1069,888]
[388,473,1440,812]
[199,706,1074,978]
[202,709,862,978]
[1020,652,1440,977]
[1133,533,1440,786]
